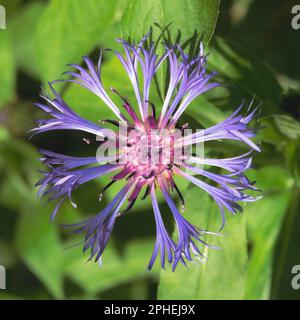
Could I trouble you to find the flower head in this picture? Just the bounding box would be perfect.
[33,34,260,271]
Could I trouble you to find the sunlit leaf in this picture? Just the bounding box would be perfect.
[273,115,300,140]
[9,2,45,79]
[121,0,220,46]
[158,187,248,300]
[245,166,292,300]
[64,239,159,294]
[121,0,220,95]
[271,186,300,299]
[185,95,228,128]
[15,205,65,299]
[0,139,40,210]
[36,0,118,82]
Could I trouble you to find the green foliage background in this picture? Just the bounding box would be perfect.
[0,0,299,300]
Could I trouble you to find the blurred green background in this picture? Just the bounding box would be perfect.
[0,0,300,300]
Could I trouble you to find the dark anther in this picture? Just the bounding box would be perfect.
[145,100,156,119]
[173,182,185,212]
[159,146,163,162]
[180,123,189,132]
[166,163,173,170]
[99,180,117,201]
[141,185,151,200]
[110,87,131,105]
[98,119,120,127]
[126,172,137,181]
[118,198,137,216]
[142,170,155,179]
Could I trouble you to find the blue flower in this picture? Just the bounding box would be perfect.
[33,34,260,271]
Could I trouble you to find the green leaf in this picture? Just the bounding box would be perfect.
[273,115,300,140]
[36,0,118,82]
[9,2,45,79]
[64,239,159,294]
[0,240,17,268]
[271,186,300,299]
[0,127,9,141]
[0,140,66,298]
[0,32,16,107]
[157,187,248,300]
[121,0,220,95]
[258,117,287,145]
[121,0,220,46]
[284,141,300,182]
[185,95,228,128]
[97,0,130,54]
[257,114,300,182]
[15,205,65,299]
[245,166,292,300]
[0,139,41,210]
[208,37,282,114]
[0,0,22,18]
